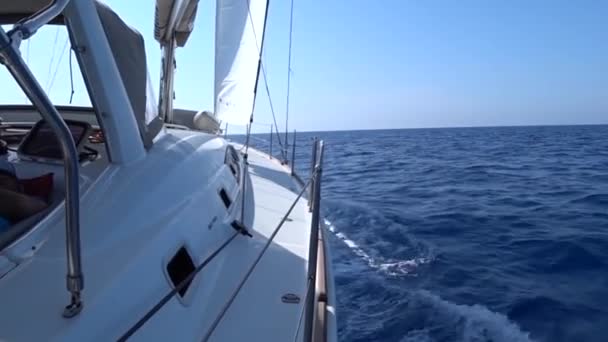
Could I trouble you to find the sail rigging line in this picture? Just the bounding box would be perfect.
[25,39,30,64]
[117,231,241,342]
[284,0,295,156]
[245,0,287,161]
[259,63,286,159]
[68,48,74,104]
[46,38,70,96]
[45,26,61,92]
[24,39,31,104]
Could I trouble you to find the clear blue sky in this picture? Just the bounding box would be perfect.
[0,0,606,133]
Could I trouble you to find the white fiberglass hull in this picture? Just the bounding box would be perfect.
[0,128,336,341]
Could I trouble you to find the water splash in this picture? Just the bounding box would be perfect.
[402,291,534,342]
[324,218,432,276]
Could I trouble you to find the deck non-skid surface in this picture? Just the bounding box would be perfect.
[209,146,312,341]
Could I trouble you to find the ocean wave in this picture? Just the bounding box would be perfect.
[570,193,608,206]
[283,127,608,341]
[402,291,533,342]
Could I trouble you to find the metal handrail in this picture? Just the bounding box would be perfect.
[308,138,319,211]
[292,276,314,341]
[269,124,273,158]
[10,0,70,40]
[0,1,83,318]
[291,129,296,175]
[293,140,325,342]
[303,140,325,342]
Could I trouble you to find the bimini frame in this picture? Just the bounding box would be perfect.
[0,0,147,317]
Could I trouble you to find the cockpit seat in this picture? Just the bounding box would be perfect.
[0,166,60,250]
[0,202,59,250]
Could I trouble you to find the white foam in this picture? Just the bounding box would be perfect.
[412,291,534,342]
[401,329,434,342]
[323,218,430,276]
[377,258,431,276]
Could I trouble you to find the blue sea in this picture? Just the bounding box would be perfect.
[237,125,608,342]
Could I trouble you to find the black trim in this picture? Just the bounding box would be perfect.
[0,104,95,114]
[0,15,64,26]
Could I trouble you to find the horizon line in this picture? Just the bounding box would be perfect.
[243,122,608,135]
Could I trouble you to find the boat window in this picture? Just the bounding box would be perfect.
[224,146,241,183]
[219,188,232,209]
[166,246,195,297]
[0,25,92,110]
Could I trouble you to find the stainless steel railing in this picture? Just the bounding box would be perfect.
[291,130,297,176]
[308,138,319,211]
[11,0,71,40]
[0,0,84,318]
[302,139,325,342]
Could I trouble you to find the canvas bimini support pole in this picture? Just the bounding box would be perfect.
[0,0,84,318]
[159,37,176,123]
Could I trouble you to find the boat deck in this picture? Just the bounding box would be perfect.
[209,145,312,341]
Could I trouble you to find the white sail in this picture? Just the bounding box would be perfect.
[214,0,267,125]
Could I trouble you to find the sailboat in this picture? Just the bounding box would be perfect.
[0,0,337,341]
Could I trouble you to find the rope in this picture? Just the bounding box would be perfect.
[47,38,69,96]
[202,174,313,341]
[68,47,74,104]
[44,26,61,92]
[245,0,286,160]
[117,231,241,341]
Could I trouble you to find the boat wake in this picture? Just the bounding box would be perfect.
[324,218,431,276]
[323,204,533,341]
[401,291,533,342]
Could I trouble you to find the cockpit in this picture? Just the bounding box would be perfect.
[0,106,109,250]
[0,0,205,316]
[0,0,162,258]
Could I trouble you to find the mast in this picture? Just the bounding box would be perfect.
[154,0,200,123]
[159,37,176,123]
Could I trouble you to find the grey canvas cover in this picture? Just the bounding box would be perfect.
[154,0,199,46]
[96,1,161,147]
